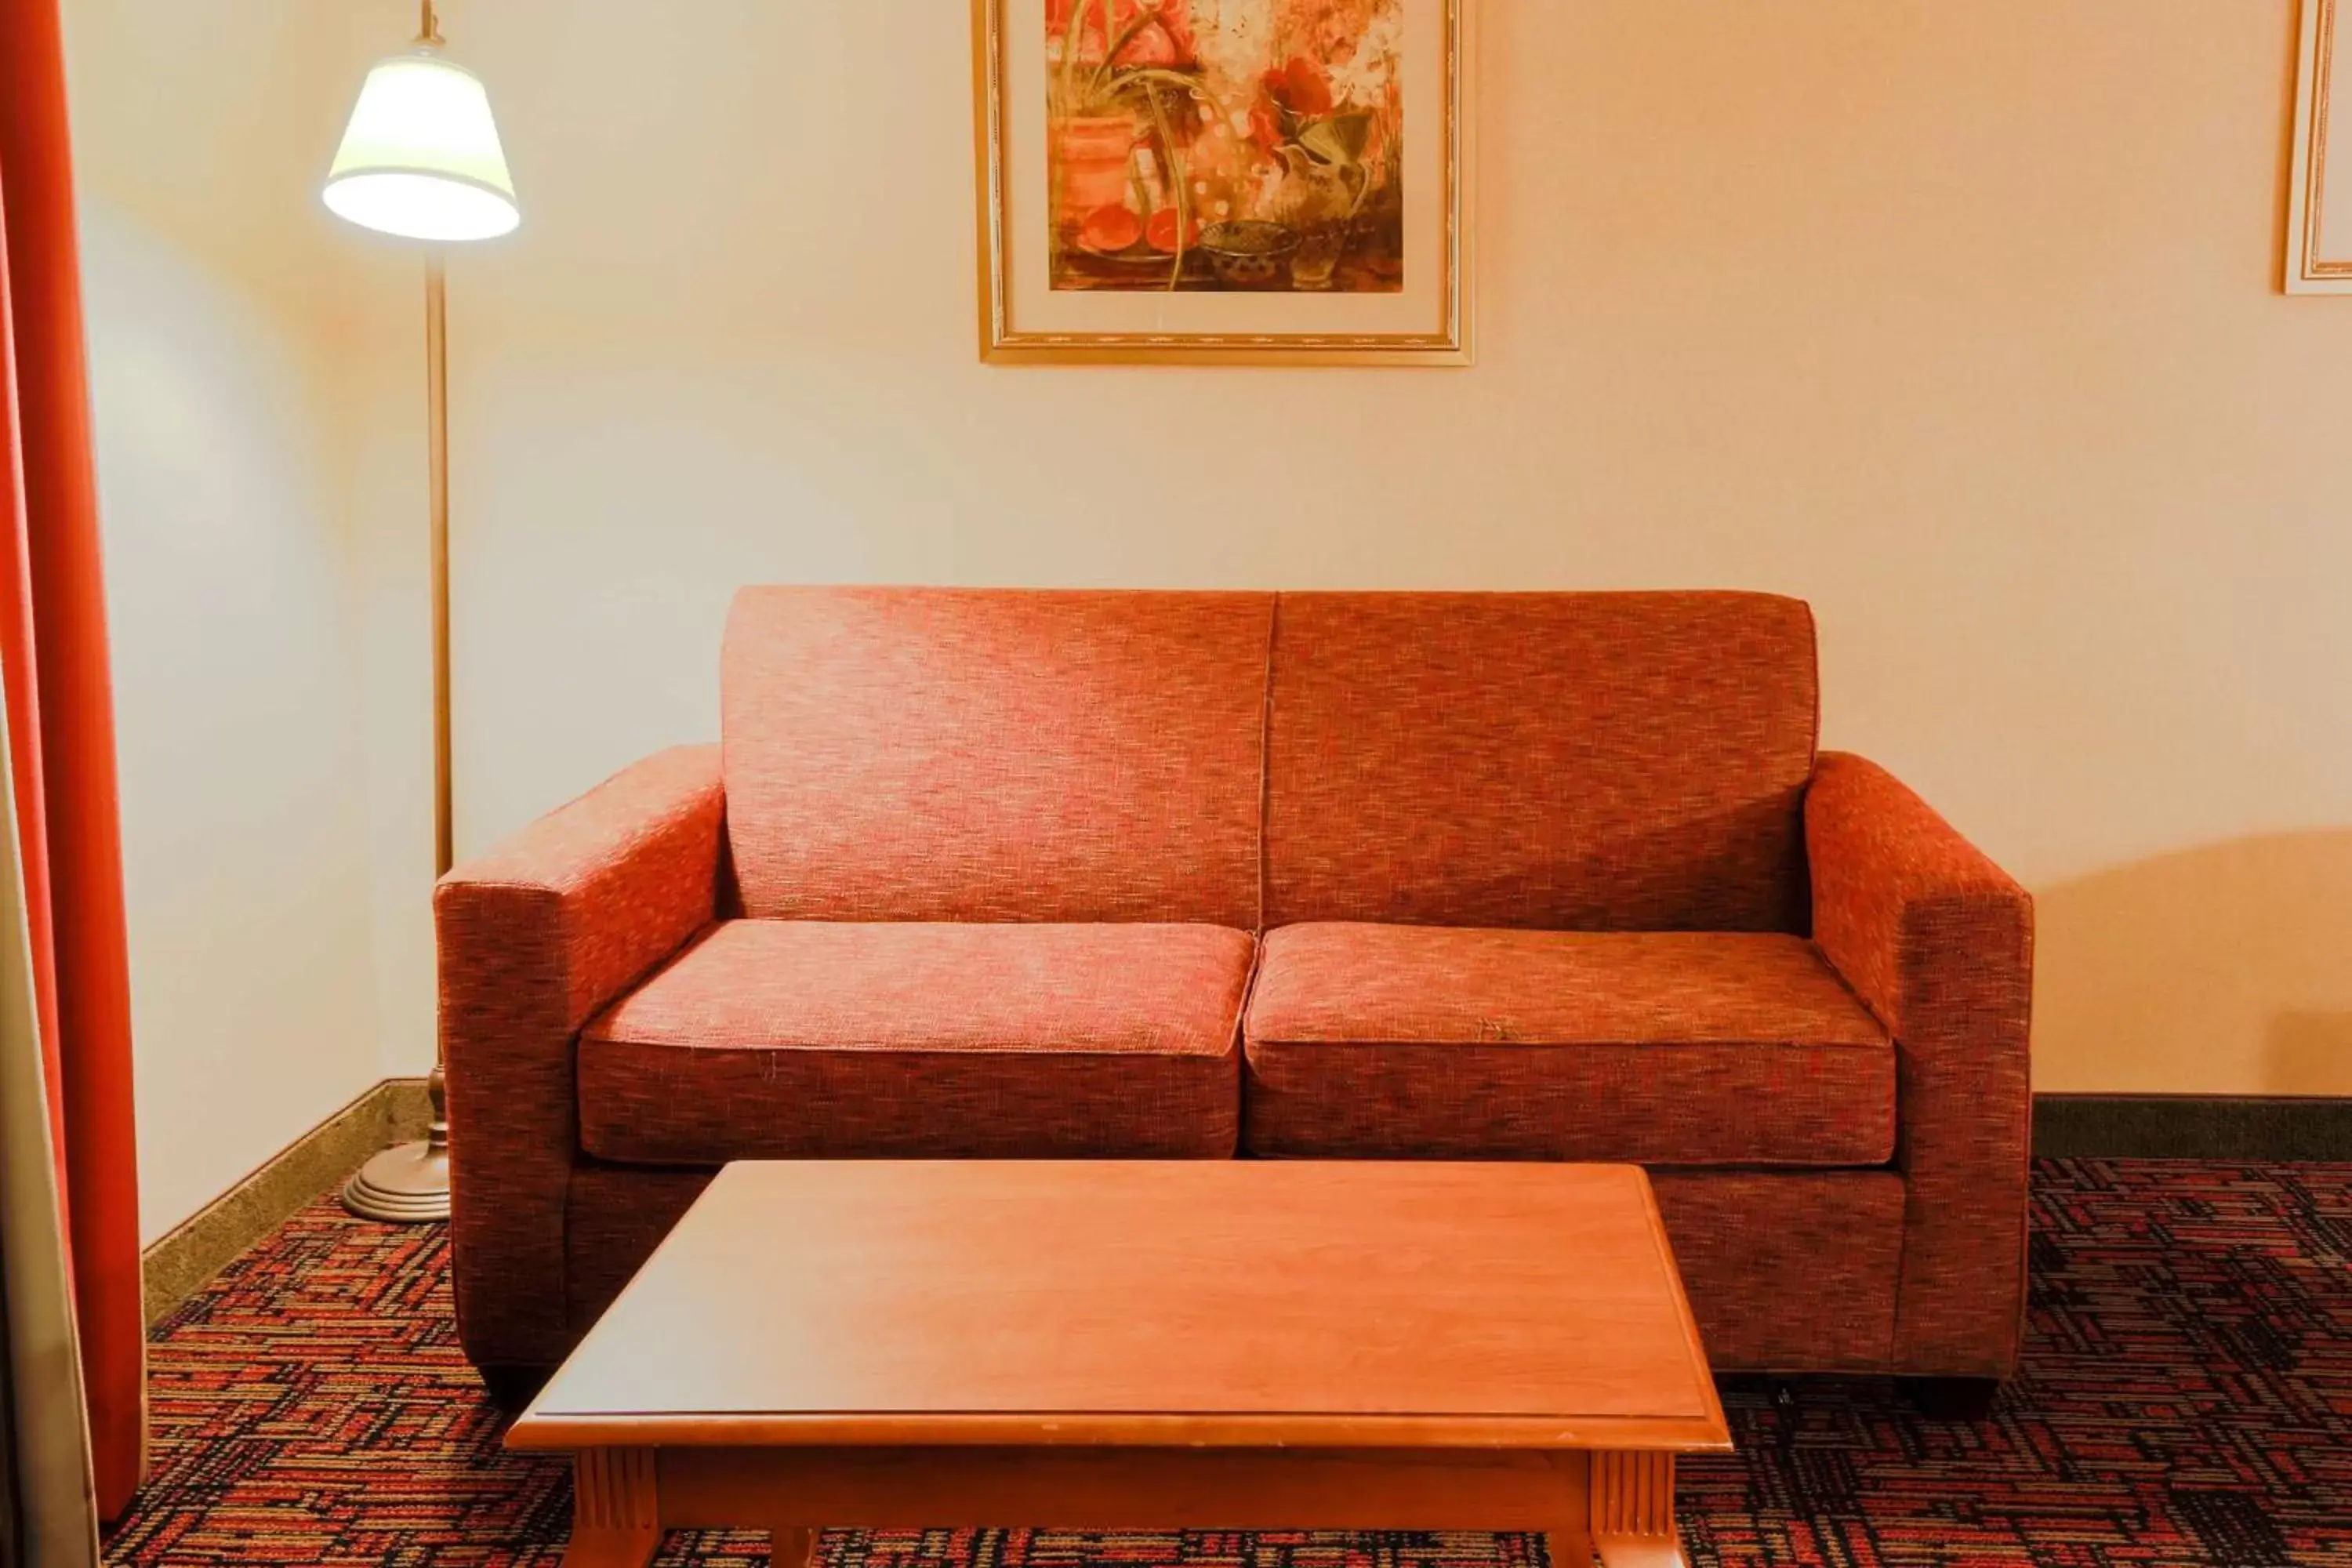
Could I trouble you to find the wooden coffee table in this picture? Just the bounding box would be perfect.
[506,1160,1728,1568]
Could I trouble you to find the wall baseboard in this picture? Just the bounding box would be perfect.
[2032,1093,2352,1160]
[140,1082,2343,1324]
[142,1076,431,1326]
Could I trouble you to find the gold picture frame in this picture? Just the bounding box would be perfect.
[2288,0,2352,291]
[971,0,1474,364]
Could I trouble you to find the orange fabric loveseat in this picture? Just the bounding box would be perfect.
[439,588,2033,1396]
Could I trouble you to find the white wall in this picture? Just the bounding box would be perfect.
[56,0,2352,1210]
[76,201,383,1244]
[64,5,390,1243]
[328,0,2352,1096]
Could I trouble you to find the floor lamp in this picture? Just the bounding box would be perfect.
[322,0,520,1222]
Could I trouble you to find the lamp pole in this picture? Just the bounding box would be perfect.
[325,0,518,1221]
[342,245,458,1221]
[429,250,452,883]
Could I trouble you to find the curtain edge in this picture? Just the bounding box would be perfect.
[0,462,96,1568]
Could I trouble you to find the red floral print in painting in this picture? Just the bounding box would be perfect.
[1046,0,1403,292]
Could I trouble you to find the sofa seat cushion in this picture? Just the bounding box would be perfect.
[1243,924,1894,1166]
[579,920,1254,1163]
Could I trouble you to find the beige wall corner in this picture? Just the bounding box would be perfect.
[142,1080,431,1326]
[64,0,397,1240]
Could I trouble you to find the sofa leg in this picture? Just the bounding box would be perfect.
[1903,1376,2000,1421]
[477,1363,554,1414]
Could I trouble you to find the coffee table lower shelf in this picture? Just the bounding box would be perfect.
[554,1443,1690,1568]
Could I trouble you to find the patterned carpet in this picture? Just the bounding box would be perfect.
[103,1160,2352,1566]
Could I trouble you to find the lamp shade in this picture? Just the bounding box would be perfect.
[323,52,519,241]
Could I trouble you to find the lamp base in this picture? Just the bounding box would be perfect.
[341,1138,450,1223]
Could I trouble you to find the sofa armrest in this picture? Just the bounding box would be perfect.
[1806,751,2034,1377]
[436,743,724,1370]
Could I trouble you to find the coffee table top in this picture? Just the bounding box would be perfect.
[507,1160,1729,1453]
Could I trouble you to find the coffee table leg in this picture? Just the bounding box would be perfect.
[1544,1527,1599,1568]
[771,1525,819,1568]
[1589,1451,1684,1568]
[565,1446,660,1567]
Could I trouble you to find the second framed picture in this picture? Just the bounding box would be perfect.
[973,0,1472,364]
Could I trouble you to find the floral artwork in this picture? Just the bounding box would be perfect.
[1044,0,1404,292]
[975,0,1465,361]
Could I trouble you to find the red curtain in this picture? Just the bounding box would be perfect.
[0,0,147,1523]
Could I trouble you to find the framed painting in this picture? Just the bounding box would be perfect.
[972,0,1472,363]
[2288,0,2352,291]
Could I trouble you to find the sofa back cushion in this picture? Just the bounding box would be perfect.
[723,586,1272,925]
[1264,591,1818,931]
